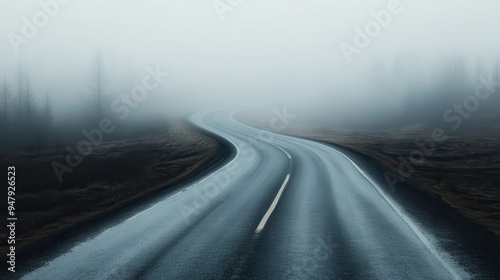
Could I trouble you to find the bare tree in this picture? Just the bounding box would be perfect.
[81,50,107,125]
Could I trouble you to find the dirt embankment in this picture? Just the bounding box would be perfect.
[239,110,500,236]
[295,126,500,236]
[0,123,226,251]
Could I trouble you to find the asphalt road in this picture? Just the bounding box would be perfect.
[21,109,474,279]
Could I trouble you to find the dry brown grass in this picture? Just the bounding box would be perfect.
[239,109,500,236]
[0,123,222,250]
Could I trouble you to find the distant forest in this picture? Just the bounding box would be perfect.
[334,55,500,130]
[0,50,168,155]
[1,53,499,154]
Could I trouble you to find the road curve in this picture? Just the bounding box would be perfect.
[21,109,473,280]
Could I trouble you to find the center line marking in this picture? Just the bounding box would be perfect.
[275,145,292,159]
[255,173,291,234]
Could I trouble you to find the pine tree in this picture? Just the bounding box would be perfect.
[44,92,53,129]
[14,62,25,124]
[81,49,107,125]
[0,77,10,127]
[496,58,499,83]
[23,75,38,127]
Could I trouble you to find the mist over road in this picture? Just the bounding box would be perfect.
[21,109,471,280]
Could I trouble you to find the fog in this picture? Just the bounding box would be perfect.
[1,0,499,128]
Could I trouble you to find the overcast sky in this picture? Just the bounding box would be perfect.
[1,0,499,120]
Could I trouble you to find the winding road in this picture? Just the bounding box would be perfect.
[22,109,474,279]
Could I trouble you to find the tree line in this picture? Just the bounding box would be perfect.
[0,50,107,156]
[0,61,53,155]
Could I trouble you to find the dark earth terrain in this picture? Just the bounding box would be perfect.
[240,109,500,237]
[296,125,500,236]
[0,122,225,253]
